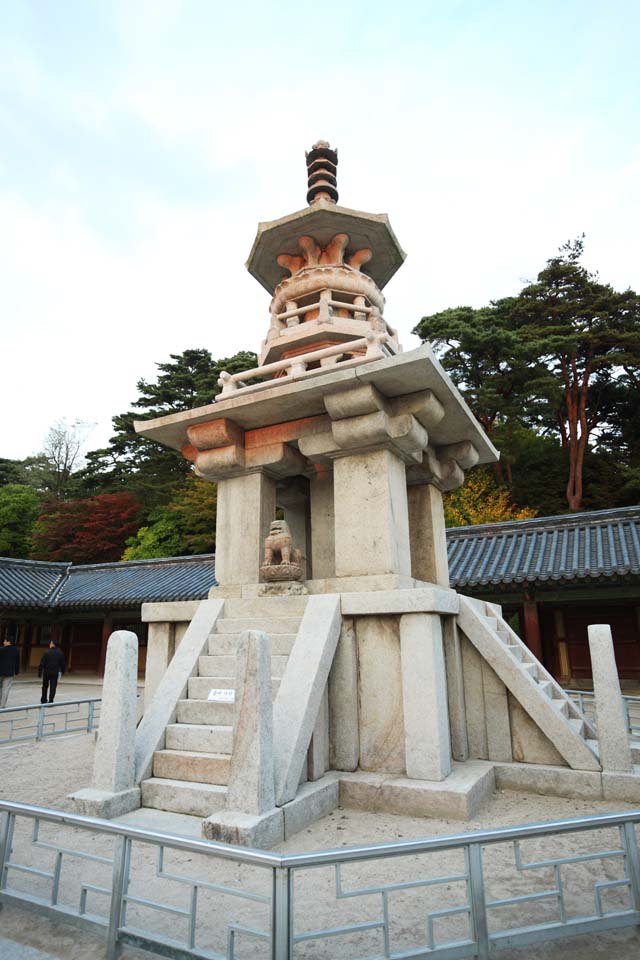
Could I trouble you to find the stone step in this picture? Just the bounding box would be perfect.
[176,699,235,725]
[198,654,290,678]
[538,680,554,698]
[568,717,585,737]
[212,617,301,635]
[552,698,570,718]
[188,676,280,700]
[222,596,308,618]
[141,777,227,817]
[166,723,233,754]
[522,662,538,679]
[153,749,231,785]
[209,633,297,656]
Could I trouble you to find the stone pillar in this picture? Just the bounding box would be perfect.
[400,613,451,781]
[333,448,411,578]
[69,631,141,817]
[589,624,633,773]
[356,616,405,774]
[442,616,469,762]
[279,483,309,579]
[407,483,449,586]
[309,468,335,579]
[144,622,174,712]
[215,471,276,585]
[329,618,359,771]
[522,599,543,661]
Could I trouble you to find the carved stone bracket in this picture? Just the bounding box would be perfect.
[185,418,309,482]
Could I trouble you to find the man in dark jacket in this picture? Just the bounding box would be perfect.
[0,638,20,708]
[38,640,66,704]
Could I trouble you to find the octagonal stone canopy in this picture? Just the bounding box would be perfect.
[246,199,407,295]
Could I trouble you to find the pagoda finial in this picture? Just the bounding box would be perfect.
[305,141,338,205]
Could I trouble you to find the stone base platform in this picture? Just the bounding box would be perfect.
[337,762,495,820]
[69,786,141,819]
[202,774,340,847]
[494,761,640,802]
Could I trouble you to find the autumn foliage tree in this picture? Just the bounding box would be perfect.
[444,469,537,527]
[31,492,142,564]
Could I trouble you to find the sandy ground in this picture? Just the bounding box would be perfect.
[1,735,640,959]
[5,679,104,708]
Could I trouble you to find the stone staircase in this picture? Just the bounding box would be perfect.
[457,595,601,771]
[141,596,307,817]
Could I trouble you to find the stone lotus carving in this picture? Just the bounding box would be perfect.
[276,233,372,278]
[260,520,303,582]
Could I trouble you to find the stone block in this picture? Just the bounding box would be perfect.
[225,630,276,815]
[309,468,335,578]
[329,617,359,771]
[443,616,468,762]
[602,770,640,802]
[202,808,284,848]
[493,762,603,799]
[215,472,276,586]
[407,483,450,586]
[508,694,565,766]
[400,613,451,780]
[142,601,201,623]
[589,624,634,773]
[333,448,411,578]
[144,622,174,712]
[69,787,141,819]
[282,775,340,839]
[356,615,405,775]
[340,588,459,616]
[141,777,227,817]
[481,660,512,763]
[460,634,487,759]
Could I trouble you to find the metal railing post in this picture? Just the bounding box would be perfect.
[622,822,640,915]
[272,866,291,960]
[35,705,44,741]
[87,701,95,734]
[0,812,14,898]
[107,835,129,960]
[468,843,490,960]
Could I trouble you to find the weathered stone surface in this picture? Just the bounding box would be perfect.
[141,777,226,817]
[400,613,451,781]
[309,469,335,579]
[307,685,329,781]
[407,484,450,586]
[333,448,411,578]
[340,587,458,615]
[494,763,603,800]
[215,472,276,586]
[461,633,488,760]
[202,808,284,847]
[443,616,468,762]
[70,630,140,817]
[135,600,224,782]
[144,622,174,712]
[481,660,512,762]
[273,594,342,805]
[282,775,339,839]
[225,630,275,815]
[356,616,405,775]
[508,694,566,766]
[338,762,495,820]
[152,749,231,784]
[329,617,359,771]
[142,601,201,623]
[589,624,634,773]
[602,770,640,802]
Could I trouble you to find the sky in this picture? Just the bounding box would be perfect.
[1,0,639,461]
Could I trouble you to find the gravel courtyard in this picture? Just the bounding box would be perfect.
[1,730,640,960]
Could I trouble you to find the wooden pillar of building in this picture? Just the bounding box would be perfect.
[99,615,114,676]
[522,598,543,662]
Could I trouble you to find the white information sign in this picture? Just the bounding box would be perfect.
[207,688,235,703]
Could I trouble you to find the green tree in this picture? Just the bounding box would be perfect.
[0,458,27,487]
[0,484,42,557]
[123,477,217,560]
[80,348,257,510]
[414,239,640,511]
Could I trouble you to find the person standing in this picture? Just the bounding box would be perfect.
[0,637,20,708]
[38,640,66,704]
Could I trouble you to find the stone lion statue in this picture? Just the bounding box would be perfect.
[263,519,302,566]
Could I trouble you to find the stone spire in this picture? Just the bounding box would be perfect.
[305,141,338,205]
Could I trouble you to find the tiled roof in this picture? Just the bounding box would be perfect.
[447,506,640,590]
[0,555,216,610]
[0,558,68,608]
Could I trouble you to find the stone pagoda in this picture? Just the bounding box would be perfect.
[73,144,637,846]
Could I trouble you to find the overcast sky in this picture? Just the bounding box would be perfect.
[2,0,639,461]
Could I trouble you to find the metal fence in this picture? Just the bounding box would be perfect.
[567,690,640,740]
[1,799,640,959]
[0,698,101,746]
